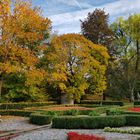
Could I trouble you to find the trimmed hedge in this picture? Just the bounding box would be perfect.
[106,109,140,116]
[0,101,56,109]
[52,116,126,129]
[134,101,140,105]
[0,110,33,117]
[30,113,53,125]
[125,115,140,126]
[80,100,124,106]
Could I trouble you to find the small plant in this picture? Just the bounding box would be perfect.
[42,111,58,116]
[104,127,140,135]
[106,108,122,115]
[88,111,100,116]
[64,109,79,116]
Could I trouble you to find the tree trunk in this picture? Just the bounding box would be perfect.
[61,94,74,105]
[102,93,106,100]
[0,79,3,100]
[130,88,134,102]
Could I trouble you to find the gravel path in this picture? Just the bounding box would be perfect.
[11,128,140,140]
[0,116,140,140]
[0,116,37,131]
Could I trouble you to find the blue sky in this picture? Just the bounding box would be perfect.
[33,0,140,34]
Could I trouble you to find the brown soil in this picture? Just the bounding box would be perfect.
[42,106,95,111]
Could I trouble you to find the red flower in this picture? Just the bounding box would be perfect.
[67,132,105,140]
[128,108,140,112]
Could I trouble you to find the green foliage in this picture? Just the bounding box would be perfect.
[0,101,56,109]
[52,116,126,129]
[125,115,140,126]
[88,111,100,116]
[0,110,33,117]
[41,110,58,116]
[106,109,123,115]
[134,101,140,105]
[30,113,53,125]
[63,109,79,116]
[104,127,140,135]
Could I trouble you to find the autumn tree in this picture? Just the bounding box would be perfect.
[43,34,109,104]
[81,9,114,100]
[81,9,114,50]
[0,0,51,101]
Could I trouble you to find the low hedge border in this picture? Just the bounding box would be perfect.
[30,113,53,125]
[80,100,124,106]
[134,101,140,106]
[0,110,33,117]
[52,115,140,129]
[0,101,56,110]
[104,127,140,135]
[52,115,126,129]
[106,108,140,116]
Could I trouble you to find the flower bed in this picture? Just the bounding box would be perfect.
[128,108,140,112]
[67,132,105,140]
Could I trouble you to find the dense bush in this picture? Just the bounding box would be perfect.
[0,101,56,109]
[0,110,33,117]
[80,100,124,106]
[52,116,126,129]
[107,108,140,116]
[134,101,140,106]
[30,113,53,125]
[125,115,140,126]
[106,109,123,115]
[88,111,100,116]
[63,109,79,116]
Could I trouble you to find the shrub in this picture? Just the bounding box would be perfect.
[88,111,100,116]
[104,127,140,135]
[67,132,105,140]
[125,115,140,126]
[0,110,33,117]
[41,110,58,116]
[0,101,56,109]
[64,109,79,116]
[52,116,126,129]
[134,101,140,106]
[30,113,53,125]
[106,109,123,115]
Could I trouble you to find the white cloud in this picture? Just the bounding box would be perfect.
[49,0,140,34]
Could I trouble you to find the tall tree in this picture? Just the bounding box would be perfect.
[43,34,109,104]
[109,14,140,101]
[81,9,114,100]
[81,9,114,50]
[0,0,51,101]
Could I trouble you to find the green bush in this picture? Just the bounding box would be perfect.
[134,101,140,105]
[63,109,79,116]
[0,101,56,109]
[88,111,100,116]
[106,109,123,115]
[126,115,140,126]
[30,113,53,125]
[41,110,58,116]
[0,110,33,117]
[52,115,126,129]
[80,100,124,106]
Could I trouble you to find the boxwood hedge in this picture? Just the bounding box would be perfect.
[52,116,126,129]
